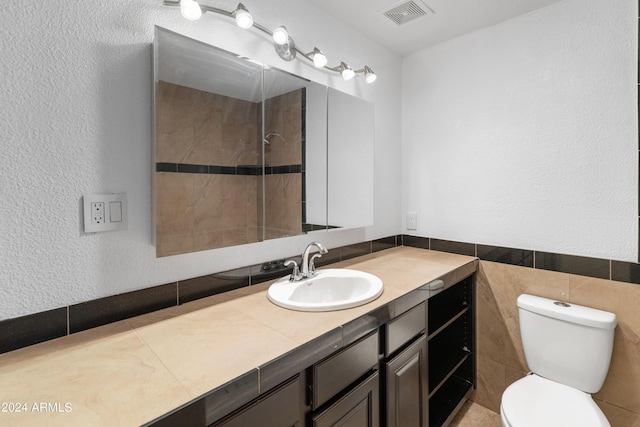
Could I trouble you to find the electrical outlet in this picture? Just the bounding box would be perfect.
[407,212,417,230]
[91,202,105,224]
[83,194,128,233]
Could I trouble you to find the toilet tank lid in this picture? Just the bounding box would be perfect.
[517,294,617,329]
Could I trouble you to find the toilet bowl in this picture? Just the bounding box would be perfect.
[500,374,610,427]
[499,294,616,427]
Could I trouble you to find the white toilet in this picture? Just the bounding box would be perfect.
[500,294,617,427]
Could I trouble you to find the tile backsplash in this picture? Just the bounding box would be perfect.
[2,234,639,426]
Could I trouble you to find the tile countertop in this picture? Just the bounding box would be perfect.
[0,247,477,426]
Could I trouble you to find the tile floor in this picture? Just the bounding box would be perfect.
[449,400,502,427]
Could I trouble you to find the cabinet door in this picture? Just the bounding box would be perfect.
[385,334,428,427]
[212,376,301,427]
[312,371,379,427]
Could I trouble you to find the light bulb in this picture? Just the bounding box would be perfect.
[235,4,253,29]
[311,48,327,68]
[364,66,377,84]
[180,0,202,20]
[340,62,355,81]
[272,26,289,45]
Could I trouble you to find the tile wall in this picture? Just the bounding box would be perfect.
[263,89,304,239]
[403,236,640,426]
[154,81,305,256]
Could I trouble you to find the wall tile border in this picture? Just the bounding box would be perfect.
[156,163,303,176]
[3,233,640,355]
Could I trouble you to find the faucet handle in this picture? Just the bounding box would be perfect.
[284,259,302,282]
[308,253,322,276]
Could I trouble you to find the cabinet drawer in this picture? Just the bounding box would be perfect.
[313,331,379,408]
[211,376,300,427]
[385,302,426,357]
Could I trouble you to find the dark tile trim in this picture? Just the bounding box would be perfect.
[155,163,303,176]
[0,307,68,354]
[534,251,610,280]
[402,235,430,249]
[372,236,398,252]
[178,269,250,305]
[68,283,178,334]
[477,244,534,267]
[611,260,640,284]
[400,235,629,283]
[431,238,476,257]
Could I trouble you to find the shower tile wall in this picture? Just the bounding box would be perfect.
[264,89,303,239]
[154,81,303,257]
[155,81,261,257]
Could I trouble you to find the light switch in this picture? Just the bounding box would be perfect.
[109,201,122,223]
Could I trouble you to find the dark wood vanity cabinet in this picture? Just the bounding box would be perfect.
[181,274,475,427]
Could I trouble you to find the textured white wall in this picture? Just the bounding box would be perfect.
[0,0,402,319]
[402,0,638,261]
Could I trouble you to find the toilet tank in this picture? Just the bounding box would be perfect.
[517,294,616,393]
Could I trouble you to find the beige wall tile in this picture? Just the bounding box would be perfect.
[193,231,224,253]
[156,82,195,164]
[264,90,302,167]
[156,233,195,258]
[282,174,302,235]
[476,261,639,420]
[155,172,194,236]
[220,175,249,230]
[264,175,284,231]
[193,174,224,234]
[569,276,640,414]
[470,356,506,413]
[595,399,640,427]
[191,91,224,166]
[477,261,570,371]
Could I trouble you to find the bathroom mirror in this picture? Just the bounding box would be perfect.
[153,26,372,257]
[327,89,374,229]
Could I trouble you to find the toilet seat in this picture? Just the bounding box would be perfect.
[501,374,610,427]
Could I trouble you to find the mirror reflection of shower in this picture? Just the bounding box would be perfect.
[263,132,281,145]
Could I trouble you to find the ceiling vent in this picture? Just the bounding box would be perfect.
[382,0,433,26]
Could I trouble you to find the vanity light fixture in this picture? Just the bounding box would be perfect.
[166,0,377,83]
[336,62,355,81]
[180,0,202,20]
[363,66,377,84]
[308,47,328,69]
[272,26,289,45]
[233,3,253,29]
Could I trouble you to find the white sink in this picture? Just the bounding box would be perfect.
[267,268,384,312]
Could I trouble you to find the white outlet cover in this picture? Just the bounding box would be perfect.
[407,212,418,230]
[83,193,128,233]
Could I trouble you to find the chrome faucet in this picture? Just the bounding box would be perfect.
[284,242,328,282]
[301,242,328,278]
